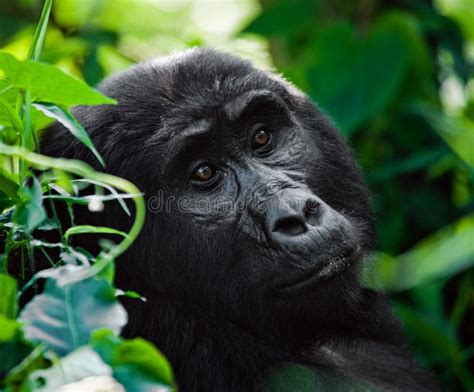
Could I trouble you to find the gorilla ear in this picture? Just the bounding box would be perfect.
[224,90,291,123]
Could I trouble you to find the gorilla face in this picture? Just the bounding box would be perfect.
[155,89,360,294]
[41,48,375,328]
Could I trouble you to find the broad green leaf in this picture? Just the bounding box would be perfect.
[54,0,98,29]
[307,22,409,134]
[372,11,433,87]
[0,81,53,132]
[33,103,105,167]
[0,52,116,106]
[0,273,18,319]
[27,346,114,391]
[364,214,474,291]
[0,315,20,342]
[91,329,174,391]
[64,225,129,241]
[411,103,474,168]
[14,176,46,233]
[243,0,317,37]
[19,265,127,356]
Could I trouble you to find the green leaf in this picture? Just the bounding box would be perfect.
[91,329,174,390]
[243,0,317,37]
[28,0,53,61]
[14,176,46,233]
[64,225,130,241]
[411,103,474,168]
[0,169,19,200]
[0,314,20,342]
[372,11,433,89]
[0,52,116,106]
[307,22,409,134]
[0,273,18,319]
[54,0,98,29]
[33,103,105,167]
[19,265,127,357]
[0,96,23,134]
[394,303,474,388]
[364,214,474,291]
[27,346,113,391]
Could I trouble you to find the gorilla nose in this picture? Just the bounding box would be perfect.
[273,213,307,236]
[267,196,322,239]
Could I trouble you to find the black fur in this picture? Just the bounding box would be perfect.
[40,48,436,391]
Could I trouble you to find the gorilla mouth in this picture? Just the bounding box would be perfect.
[274,245,361,295]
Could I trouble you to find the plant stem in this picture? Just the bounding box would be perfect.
[0,145,146,280]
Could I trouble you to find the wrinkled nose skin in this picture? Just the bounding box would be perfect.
[265,188,326,244]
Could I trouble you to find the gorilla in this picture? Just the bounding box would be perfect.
[40,48,436,391]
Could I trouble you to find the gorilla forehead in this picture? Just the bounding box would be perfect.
[97,48,296,143]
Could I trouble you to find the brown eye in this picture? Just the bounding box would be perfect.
[192,164,215,182]
[252,129,271,148]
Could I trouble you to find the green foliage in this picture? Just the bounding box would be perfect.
[364,214,474,291]
[0,273,18,319]
[243,0,318,37]
[0,0,473,390]
[306,21,409,134]
[32,103,105,166]
[13,176,46,233]
[92,329,174,390]
[0,1,173,389]
[0,52,116,106]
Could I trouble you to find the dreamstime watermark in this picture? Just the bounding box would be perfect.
[146,182,320,215]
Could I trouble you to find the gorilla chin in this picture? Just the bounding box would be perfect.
[40,48,437,391]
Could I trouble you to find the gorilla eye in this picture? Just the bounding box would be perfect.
[192,164,216,183]
[252,129,271,149]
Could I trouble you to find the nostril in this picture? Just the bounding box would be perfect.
[304,199,321,227]
[273,215,307,236]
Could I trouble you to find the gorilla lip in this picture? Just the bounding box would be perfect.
[274,245,360,295]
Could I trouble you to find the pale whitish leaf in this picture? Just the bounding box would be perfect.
[20,265,127,356]
[27,347,113,390]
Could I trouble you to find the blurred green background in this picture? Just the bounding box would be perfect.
[1,0,473,389]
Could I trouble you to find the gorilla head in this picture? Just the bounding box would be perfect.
[41,48,434,391]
